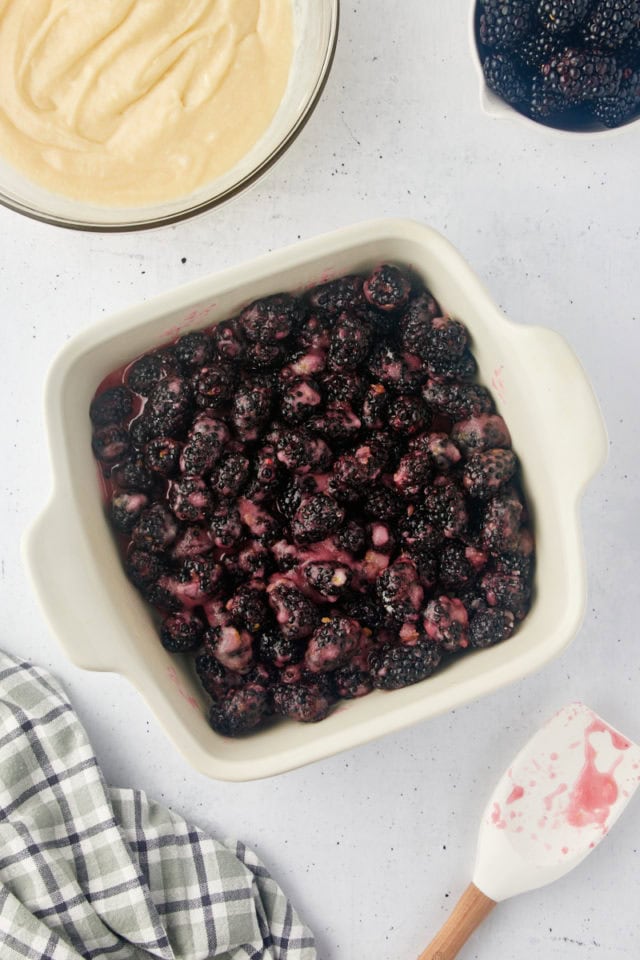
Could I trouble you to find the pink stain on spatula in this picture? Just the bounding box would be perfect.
[471,703,640,903]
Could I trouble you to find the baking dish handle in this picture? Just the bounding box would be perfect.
[512,325,608,488]
[22,495,115,672]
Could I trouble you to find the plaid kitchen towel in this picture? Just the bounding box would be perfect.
[0,651,316,960]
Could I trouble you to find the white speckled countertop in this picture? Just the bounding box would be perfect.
[1,3,639,957]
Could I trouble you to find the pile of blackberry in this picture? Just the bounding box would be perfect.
[477,0,640,128]
[90,264,534,737]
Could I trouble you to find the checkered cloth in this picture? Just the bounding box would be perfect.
[0,652,316,960]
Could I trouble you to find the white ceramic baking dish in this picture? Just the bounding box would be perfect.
[24,219,607,781]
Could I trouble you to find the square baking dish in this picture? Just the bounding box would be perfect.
[24,219,607,781]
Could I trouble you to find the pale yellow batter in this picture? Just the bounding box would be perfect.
[0,0,293,206]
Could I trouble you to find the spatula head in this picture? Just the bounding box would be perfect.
[473,703,640,902]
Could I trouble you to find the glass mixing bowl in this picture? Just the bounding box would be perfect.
[0,0,339,231]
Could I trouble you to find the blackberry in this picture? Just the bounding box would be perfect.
[399,505,445,551]
[145,377,193,437]
[179,433,223,475]
[388,395,430,436]
[541,46,621,100]
[425,433,462,472]
[494,538,535,580]
[210,453,251,498]
[226,583,268,632]
[245,446,281,502]
[481,486,524,552]
[362,485,403,521]
[303,560,353,601]
[363,264,412,312]
[110,491,149,533]
[144,437,182,477]
[90,386,133,427]
[377,557,424,623]
[227,541,273,581]
[169,476,213,523]
[480,0,535,49]
[240,293,301,343]
[208,686,271,736]
[530,72,570,116]
[424,477,468,538]
[245,341,287,371]
[160,610,205,653]
[366,432,401,470]
[518,29,564,68]
[463,449,518,499]
[425,316,469,361]
[483,52,530,103]
[307,275,365,317]
[111,453,154,492]
[482,570,531,617]
[231,379,272,441]
[305,617,362,673]
[125,548,166,589]
[170,556,224,606]
[330,452,376,502]
[275,429,332,473]
[267,580,319,640]
[194,363,237,408]
[423,381,495,421]
[131,504,178,552]
[583,0,640,48]
[257,628,303,668]
[276,478,305,520]
[196,653,237,701]
[172,525,214,560]
[334,665,373,699]
[368,345,425,394]
[295,316,332,352]
[128,416,155,448]
[328,315,372,371]
[369,641,442,690]
[206,624,254,673]
[340,594,384,630]
[210,502,244,550]
[469,608,516,648]
[334,520,366,555]
[273,681,333,723]
[190,414,230,444]
[393,450,432,500]
[399,293,442,357]
[361,383,388,430]
[406,545,439,590]
[426,347,477,382]
[308,402,362,443]
[280,377,323,422]
[423,597,470,651]
[591,66,640,123]
[92,425,129,464]
[126,353,174,396]
[536,0,592,34]
[451,414,512,456]
[439,541,475,590]
[175,331,213,370]
[211,320,246,362]
[323,372,366,405]
[292,494,345,544]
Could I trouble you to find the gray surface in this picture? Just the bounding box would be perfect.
[1,2,638,957]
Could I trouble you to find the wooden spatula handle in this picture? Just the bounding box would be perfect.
[417,883,496,960]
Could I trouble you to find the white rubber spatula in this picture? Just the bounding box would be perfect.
[419,702,640,960]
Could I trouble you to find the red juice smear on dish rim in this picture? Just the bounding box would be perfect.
[506,785,524,804]
[566,720,630,830]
